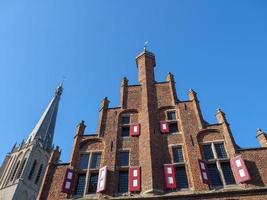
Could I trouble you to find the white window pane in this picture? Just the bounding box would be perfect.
[133,179,138,187]
[65,181,71,189]
[101,170,105,178]
[67,172,73,179]
[202,172,208,180]
[167,167,172,174]
[99,179,104,188]
[200,162,206,170]
[133,169,138,177]
[239,169,245,177]
[168,177,174,184]
[235,160,242,168]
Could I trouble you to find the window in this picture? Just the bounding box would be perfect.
[221,162,235,185]
[119,171,128,193]
[203,144,214,160]
[172,147,188,189]
[121,127,130,137]
[208,163,223,187]
[167,111,176,120]
[16,158,27,179]
[118,151,129,167]
[34,164,43,185]
[88,173,98,193]
[175,166,188,189]
[215,143,227,159]
[90,153,101,169]
[169,122,178,133]
[75,174,86,195]
[28,160,37,180]
[173,147,184,163]
[165,110,179,133]
[202,142,235,188]
[121,114,131,137]
[10,160,20,181]
[121,115,130,125]
[80,154,89,169]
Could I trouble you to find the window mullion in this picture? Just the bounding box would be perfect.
[216,161,226,186]
[212,143,226,187]
[211,143,217,159]
[84,153,91,195]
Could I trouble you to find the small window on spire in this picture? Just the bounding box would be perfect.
[28,160,37,180]
[34,164,43,185]
[16,158,27,179]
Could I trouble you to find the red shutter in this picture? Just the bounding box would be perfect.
[160,121,169,133]
[129,166,141,192]
[163,164,176,189]
[130,124,140,136]
[97,166,108,192]
[230,155,251,184]
[198,160,210,184]
[62,168,75,194]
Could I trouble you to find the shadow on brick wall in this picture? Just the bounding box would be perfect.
[245,160,264,187]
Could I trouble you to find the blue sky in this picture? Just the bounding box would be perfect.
[0,0,267,162]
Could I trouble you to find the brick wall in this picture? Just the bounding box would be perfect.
[38,50,267,200]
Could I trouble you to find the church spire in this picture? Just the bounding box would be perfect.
[26,83,63,152]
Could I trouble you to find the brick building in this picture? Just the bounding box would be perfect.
[38,49,267,200]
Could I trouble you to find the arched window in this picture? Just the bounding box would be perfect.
[10,160,20,181]
[28,160,37,180]
[16,158,27,179]
[34,164,43,185]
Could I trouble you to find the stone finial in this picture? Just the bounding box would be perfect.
[256,128,267,147]
[166,72,174,82]
[215,108,227,124]
[121,77,129,87]
[99,97,110,111]
[76,120,86,136]
[49,146,61,164]
[188,89,197,101]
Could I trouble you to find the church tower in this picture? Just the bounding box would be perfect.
[0,84,63,200]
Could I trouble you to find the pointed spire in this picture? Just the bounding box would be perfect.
[26,83,63,152]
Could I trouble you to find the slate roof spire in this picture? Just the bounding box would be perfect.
[26,83,63,152]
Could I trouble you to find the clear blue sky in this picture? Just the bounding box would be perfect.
[0,0,267,162]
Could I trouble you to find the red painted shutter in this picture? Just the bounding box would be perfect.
[97,166,107,192]
[198,160,210,184]
[230,155,251,184]
[163,164,176,189]
[129,166,141,192]
[130,124,140,136]
[160,121,169,133]
[62,168,75,194]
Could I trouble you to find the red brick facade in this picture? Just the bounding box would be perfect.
[38,50,267,200]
